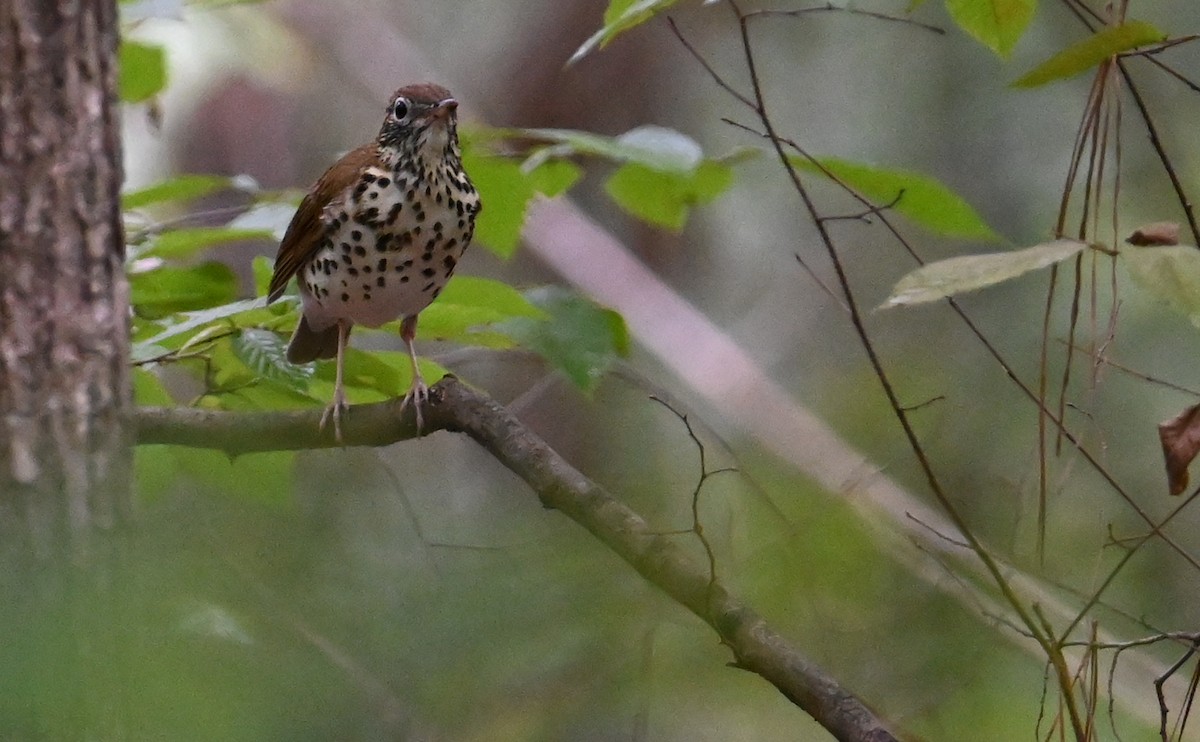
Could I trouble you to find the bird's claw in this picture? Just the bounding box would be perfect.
[399,379,429,433]
[319,393,349,444]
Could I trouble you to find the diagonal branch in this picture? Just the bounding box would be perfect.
[136,377,900,742]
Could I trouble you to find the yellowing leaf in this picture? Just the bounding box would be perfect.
[1122,245,1200,326]
[883,239,1087,307]
[1014,21,1165,87]
[945,0,1036,58]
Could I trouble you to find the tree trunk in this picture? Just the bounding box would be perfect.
[0,0,131,737]
[0,0,130,553]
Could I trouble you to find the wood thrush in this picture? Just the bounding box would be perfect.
[267,83,481,440]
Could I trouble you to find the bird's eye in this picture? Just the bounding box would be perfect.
[392,98,410,120]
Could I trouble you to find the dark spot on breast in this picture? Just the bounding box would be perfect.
[422,281,436,292]
[377,258,387,272]
[445,238,458,250]
[348,267,359,277]
[363,265,372,274]
[422,251,433,262]
[377,176,391,188]
[432,286,443,299]
[376,276,385,288]
[354,245,367,257]
[435,193,443,205]
[340,242,351,253]
[422,267,436,278]
[400,275,410,283]
[341,292,350,302]
[433,221,443,233]
[443,255,457,270]
[362,172,377,183]
[351,230,362,241]
[341,255,353,266]
[415,209,426,222]
[387,202,403,224]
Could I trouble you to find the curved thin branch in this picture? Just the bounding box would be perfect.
[135,378,900,742]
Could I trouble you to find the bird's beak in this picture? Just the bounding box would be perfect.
[429,98,458,122]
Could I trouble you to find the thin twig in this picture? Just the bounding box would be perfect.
[743,4,945,36]
[650,395,738,598]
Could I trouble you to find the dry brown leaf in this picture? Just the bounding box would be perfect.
[1158,402,1200,495]
[1127,221,1181,247]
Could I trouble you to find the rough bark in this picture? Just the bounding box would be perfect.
[0,1,131,737]
[0,0,130,556]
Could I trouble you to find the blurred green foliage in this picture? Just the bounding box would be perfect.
[9,1,1186,740]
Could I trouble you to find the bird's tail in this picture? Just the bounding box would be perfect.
[287,315,339,363]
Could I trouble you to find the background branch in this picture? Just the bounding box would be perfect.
[136,378,900,742]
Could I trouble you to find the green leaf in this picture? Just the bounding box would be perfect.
[133,367,174,406]
[233,328,313,390]
[570,0,681,64]
[143,447,294,507]
[214,379,319,411]
[521,126,704,173]
[605,159,732,231]
[140,227,274,260]
[118,39,167,102]
[1122,245,1200,326]
[252,255,275,297]
[409,275,547,347]
[307,349,447,403]
[501,287,629,393]
[883,238,1088,307]
[1013,21,1166,87]
[130,262,239,316]
[461,150,581,257]
[791,156,999,240]
[135,298,264,350]
[123,174,230,210]
[527,159,580,198]
[944,0,1037,58]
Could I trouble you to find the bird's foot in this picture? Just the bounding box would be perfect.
[319,390,349,444]
[399,378,429,433]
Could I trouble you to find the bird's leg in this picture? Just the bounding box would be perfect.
[319,320,350,443]
[398,314,428,432]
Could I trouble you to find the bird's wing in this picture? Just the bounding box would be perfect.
[267,144,381,302]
